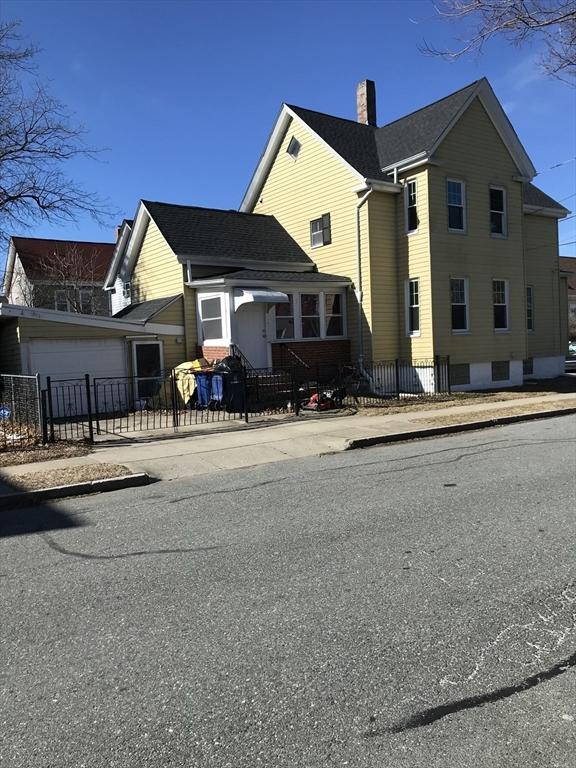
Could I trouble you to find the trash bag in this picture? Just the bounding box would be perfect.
[213,355,244,374]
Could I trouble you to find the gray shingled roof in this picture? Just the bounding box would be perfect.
[523,183,568,212]
[289,84,566,212]
[288,81,479,180]
[143,201,313,265]
[115,295,181,322]
[203,269,350,283]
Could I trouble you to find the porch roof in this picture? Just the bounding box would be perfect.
[189,269,351,287]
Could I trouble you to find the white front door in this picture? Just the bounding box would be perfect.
[234,303,268,368]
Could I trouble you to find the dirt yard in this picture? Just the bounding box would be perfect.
[6,463,132,491]
[0,442,91,468]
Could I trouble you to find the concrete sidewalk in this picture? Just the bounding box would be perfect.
[1,391,575,487]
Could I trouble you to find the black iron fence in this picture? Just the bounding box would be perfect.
[1,356,451,449]
[0,373,42,450]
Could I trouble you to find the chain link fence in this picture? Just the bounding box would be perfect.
[0,374,42,450]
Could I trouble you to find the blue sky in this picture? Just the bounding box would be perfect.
[2,0,575,259]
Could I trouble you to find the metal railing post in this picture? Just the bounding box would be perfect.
[446,355,451,394]
[171,370,179,432]
[395,358,401,400]
[40,389,49,444]
[46,376,55,443]
[243,367,249,424]
[84,373,94,443]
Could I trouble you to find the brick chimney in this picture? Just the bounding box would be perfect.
[356,80,376,126]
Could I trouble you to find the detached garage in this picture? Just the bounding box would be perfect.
[0,299,186,385]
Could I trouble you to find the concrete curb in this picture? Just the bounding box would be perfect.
[0,472,152,510]
[345,407,576,451]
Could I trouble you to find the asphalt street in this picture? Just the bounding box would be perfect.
[1,415,576,767]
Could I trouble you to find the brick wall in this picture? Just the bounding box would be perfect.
[199,345,230,362]
[271,339,350,369]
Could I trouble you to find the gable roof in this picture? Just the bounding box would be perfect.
[241,78,538,212]
[10,237,114,281]
[142,200,313,266]
[114,294,181,322]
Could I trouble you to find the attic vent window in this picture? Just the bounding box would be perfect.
[286,137,301,159]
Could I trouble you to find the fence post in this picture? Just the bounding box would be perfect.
[93,379,101,435]
[395,358,401,400]
[171,370,179,432]
[243,367,249,424]
[40,389,49,444]
[433,355,439,395]
[84,373,94,443]
[446,355,451,394]
[46,376,55,443]
[292,368,300,416]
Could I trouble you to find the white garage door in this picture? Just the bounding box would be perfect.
[29,339,128,418]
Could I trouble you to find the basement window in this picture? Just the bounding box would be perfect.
[492,360,510,381]
[286,137,301,160]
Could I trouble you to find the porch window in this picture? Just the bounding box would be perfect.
[301,294,320,337]
[447,179,465,232]
[275,294,294,339]
[200,296,223,340]
[325,293,343,336]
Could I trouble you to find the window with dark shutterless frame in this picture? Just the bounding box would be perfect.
[406,180,418,233]
[407,279,420,335]
[325,293,343,336]
[275,294,294,339]
[526,285,534,331]
[493,279,508,330]
[490,187,506,236]
[450,278,468,331]
[447,180,465,231]
[301,293,321,337]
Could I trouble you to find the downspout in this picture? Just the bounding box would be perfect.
[356,186,373,363]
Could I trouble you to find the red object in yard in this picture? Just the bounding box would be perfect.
[303,392,335,411]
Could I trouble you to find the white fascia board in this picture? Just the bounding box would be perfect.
[103,213,140,289]
[381,152,429,174]
[177,254,313,272]
[143,321,185,335]
[2,240,17,295]
[239,104,365,213]
[428,78,536,180]
[189,277,351,290]
[523,204,569,219]
[353,179,403,194]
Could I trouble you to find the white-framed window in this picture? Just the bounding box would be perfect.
[310,214,331,247]
[406,279,420,336]
[325,293,344,337]
[286,136,301,160]
[493,279,509,331]
[123,282,131,299]
[272,291,346,341]
[275,294,295,339]
[405,179,418,233]
[79,289,93,314]
[447,179,466,232]
[526,285,534,331]
[489,186,507,237]
[54,290,69,312]
[301,293,321,338]
[450,278,469,332]
[199,295,224,341]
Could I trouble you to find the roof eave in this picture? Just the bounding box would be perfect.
[178,254,314,272]
[524,204,569,219]
[188,276,351,288]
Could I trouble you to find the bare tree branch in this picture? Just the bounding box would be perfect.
[0,21,116,243]
[421,0,576,85]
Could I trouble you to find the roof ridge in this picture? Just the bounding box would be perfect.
[142,200,273,219]
[377,79,481,131]
[287,103,377,128]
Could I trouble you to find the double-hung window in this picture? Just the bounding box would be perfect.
[450,278,469,332]
[310,214,331,247]
[275,294,295,339]
[199,296,224,341]
[490,187,507,236]
[79,289,93,314]
[325,293,343,337]
[301,294,321,337]
[526,286,534,331]
[493,279,509,331]
[406,279,420,336]
[54,290,69,312]
[447,180,465,232]
[405,180,418,233]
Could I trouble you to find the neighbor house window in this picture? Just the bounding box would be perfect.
[493,279,509,331]
[447,179,465,232]
[79,289,93,314]
[301,294,320,337]
[325,293,343,336]
[54,290,69,312]
[406,279,420,335]
[405,180,418,233]
[310,214,331,247]
[490,187,507,236]
[275,294,294,339]
[450,278,469,332]
[123,282,131,299]
[200,296,223,341]
[492,360,510,381]
[526,285,534,331]
[286,136,301,159]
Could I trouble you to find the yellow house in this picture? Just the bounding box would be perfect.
[240,78,570,389]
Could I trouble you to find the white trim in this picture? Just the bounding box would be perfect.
[0,302,184,335]
[353,179,403,194]
[239,104,364,212]
[271,289,347,342]
[523,204,569,219]
[492,278,510,332]
[404,178,419,235]
[103,219,134,289]
[177,254,312,272]
[405,278,421,337]
[197,291,230,346]
[450,277,470,333]
[381,151,429,174]
[187,276,351,290]
[447,178,467,233]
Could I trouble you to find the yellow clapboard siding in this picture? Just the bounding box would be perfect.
[131,219,183,303]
